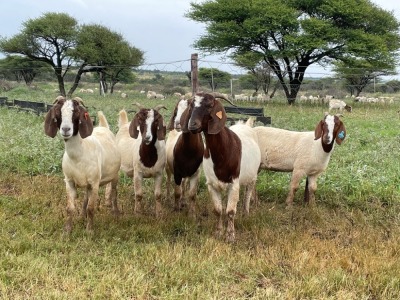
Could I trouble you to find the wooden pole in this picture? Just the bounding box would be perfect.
[191,53,199,95]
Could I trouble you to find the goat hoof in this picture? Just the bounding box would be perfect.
[64,223,72,234]
[112,209,121,216]
[225,232,236,243]
[285,203,294,210]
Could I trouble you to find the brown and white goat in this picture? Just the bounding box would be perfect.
[181,92,261,242]
[129,103,167,217]
[165,98,204,215]
[44,96,121,233]
[253,113,346,206]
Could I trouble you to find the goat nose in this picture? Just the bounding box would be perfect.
[62,127,71,133]
[189,121,198,129]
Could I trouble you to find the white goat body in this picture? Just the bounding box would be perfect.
[116,110,135,178]
[45,97,120,233]
[329,99,352,112]
[253,114,346,206]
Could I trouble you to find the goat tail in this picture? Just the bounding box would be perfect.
[245,117,256,127]
[97,111,110,128]
[118,109,129,128]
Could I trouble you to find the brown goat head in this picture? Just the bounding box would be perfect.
[44,97,93,139]
[314,113,346,152]
[129,108,166,144]
[181,92,227,135]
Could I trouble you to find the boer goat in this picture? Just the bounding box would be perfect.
[129,103,167,217]
[253,113,346,206]
[181,92,261,242]
[44,96,121,233]
[165,98,204,215]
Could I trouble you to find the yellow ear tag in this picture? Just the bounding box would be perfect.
[216,111,223,119]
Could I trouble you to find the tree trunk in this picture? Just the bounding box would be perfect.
[55,70,66,96]
[67,63,88,97]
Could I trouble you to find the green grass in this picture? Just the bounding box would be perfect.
[0,85,400,299]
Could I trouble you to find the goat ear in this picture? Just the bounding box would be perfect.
[44,108,58,138]
[157,115,166,140]
[129,115,140,138]
[335,121,346,145]
[167,107,176,131]
[180,107,191,133]
[208,101,226,134]
[78,106,93,139]
[314,120,324,140]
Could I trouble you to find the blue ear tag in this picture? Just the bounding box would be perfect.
[338,131,345,140]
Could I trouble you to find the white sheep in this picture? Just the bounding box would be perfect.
[328,99,352,112]
[253,113,346,206]
[155,93,166,100]
[147,91,157,99]
[181,92,261,242]
[44,96,121,233]
[129,103,167,217]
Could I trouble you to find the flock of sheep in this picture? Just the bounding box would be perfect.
[44,93,347,242]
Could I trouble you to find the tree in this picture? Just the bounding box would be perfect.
[0,56,50,85]
[234,52,277,97]
[186,0,400,104]
[0,13,78,96]
[334,59,396,96]
[199,67,231,90]
[69,24,144,96]
[386,80,400,93]
[0,13,144,97]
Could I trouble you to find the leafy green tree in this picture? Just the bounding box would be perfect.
[0,13,78,96]
[234,52,277,97]
[386,80,400,93]
[70,24,144,95]
[187,0,400,104]
[0,56,50,85]
[0,13,144,97]
[199,67,231,90]
[238,74,260,92]
[333,59,396,96]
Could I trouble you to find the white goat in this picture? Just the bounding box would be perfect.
[116,109,135,178]
[181,92,261,242]
[129,103,167,217]
[44,96,121,233]
[329,99,352,112]
[253,113,346,206]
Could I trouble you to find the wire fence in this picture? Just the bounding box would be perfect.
[1,56,400,98]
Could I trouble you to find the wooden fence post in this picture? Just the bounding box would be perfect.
[191,53,199,95]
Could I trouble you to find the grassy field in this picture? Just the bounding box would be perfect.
[0,86,400,299]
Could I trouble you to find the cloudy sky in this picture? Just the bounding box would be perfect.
[0,0,399,78]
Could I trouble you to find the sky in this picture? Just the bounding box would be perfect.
[0,0,399,79]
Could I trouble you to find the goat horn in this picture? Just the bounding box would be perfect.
[53,95,66,104]
[72,97,85,107]
[153,104,167,111]
[210,92,237,107]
